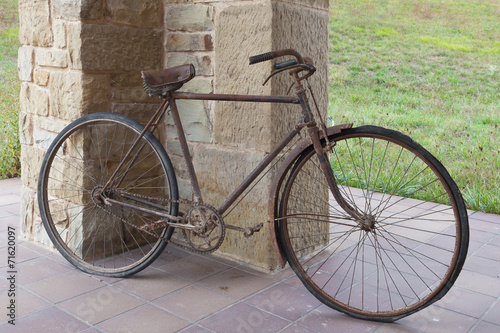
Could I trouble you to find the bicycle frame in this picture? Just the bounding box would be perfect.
[100,62,357,242]
[169,91,303,214]
[171,92,359,215]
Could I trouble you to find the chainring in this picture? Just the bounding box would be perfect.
[182,203,225,253]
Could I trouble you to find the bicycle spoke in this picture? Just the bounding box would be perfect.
[39,114,178,276]
[279,126,467,321]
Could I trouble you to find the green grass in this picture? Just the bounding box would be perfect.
[0,0,21,178]
[328,0,499,214]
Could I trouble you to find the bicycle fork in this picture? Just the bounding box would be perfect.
[294,79,364,223]
[308,125,364,222]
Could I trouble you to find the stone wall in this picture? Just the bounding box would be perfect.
[19,0,329,271]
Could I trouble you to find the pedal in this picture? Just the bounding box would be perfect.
[243,222,264,238]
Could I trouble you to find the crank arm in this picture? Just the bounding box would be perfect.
[226,222,264,238]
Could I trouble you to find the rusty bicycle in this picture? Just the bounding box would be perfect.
[38,49,469,322]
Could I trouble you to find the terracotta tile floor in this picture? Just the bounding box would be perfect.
[1,177,499,332]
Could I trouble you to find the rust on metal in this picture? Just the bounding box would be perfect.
[99,48,357,261]
[172,92,300,104]
[168,95,204,203]
[217,123,306,215]
[225,222,264,238]
[142,64,195,96]
[267,122,354,268]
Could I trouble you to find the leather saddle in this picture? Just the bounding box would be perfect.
[141,64,195,97]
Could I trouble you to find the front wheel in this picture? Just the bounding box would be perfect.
[38,113,178,277]
[278,126,468,322]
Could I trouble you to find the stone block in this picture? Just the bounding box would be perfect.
[20,144,46,190]
[35,48,68,68]
[176,178,194,203]
[52,0,104,20]
[166,53,212,76]
[166,100,212,143]
[49,72,110,120]
[279,0,328,10]
[182,78,213,93]
[36,116,69,134]
[17,46,34,82]
[111,103,161,124]
[19,0,53,47]
[19,112,33,145]
[20,188,35,239]
[111,88,152,104]
[48,71,80,119]
[110,72,143,88]
[168,154,191,181]
[165,139,185,157]
[80,74,111,115]
[53,20,67,49]
[20,83,49,116]
[105,0,162,28]
[68,23,163,71]
[166,4,214,32]
[34,69,50,86]
[166,33,213,52]
[33,129,58,150]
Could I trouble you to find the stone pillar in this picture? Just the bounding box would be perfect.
[19,0,164,245]
[19,0,328,271]
[164,0,329,270]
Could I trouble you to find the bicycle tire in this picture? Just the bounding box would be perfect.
[38,112,179,277]
[278,125,468,322]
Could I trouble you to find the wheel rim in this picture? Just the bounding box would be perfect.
[39,117,175,275]
[280,130,466,319]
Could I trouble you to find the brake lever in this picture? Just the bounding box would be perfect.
[261,64,315,86]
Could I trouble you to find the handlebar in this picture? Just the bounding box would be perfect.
[249,49,305,67]
[274,59,297,70]
[249,49,316,86]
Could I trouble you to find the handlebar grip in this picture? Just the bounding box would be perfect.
[274,59,297,70]
[249,51,274,65]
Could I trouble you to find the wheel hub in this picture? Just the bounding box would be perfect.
[358,214,376,232]
[91,186,106,205]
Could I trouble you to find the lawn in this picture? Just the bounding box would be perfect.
[328,0,499,214]
[0,0,21,178]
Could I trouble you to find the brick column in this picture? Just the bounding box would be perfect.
[19,0,328,271]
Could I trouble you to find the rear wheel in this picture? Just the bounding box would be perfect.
[38,112,178,277]
[278,126,468,321]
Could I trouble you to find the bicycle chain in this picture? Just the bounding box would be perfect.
[97,190,222,254]
[113,189,196,207]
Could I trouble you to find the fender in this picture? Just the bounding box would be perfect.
[267,123,353,268]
